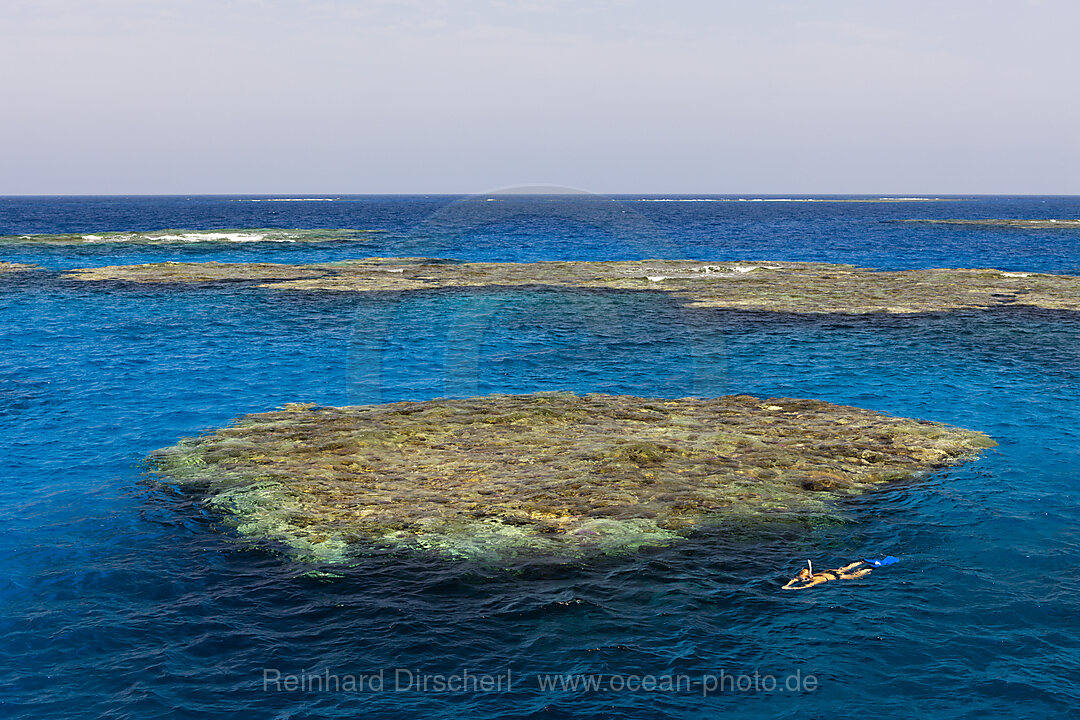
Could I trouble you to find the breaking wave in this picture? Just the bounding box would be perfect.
[1,228,377,245]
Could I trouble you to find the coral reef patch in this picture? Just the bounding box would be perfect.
[149,393,995,561]
[68,261,326,284]
[0,261,40,274]
[68,258,1080,314]
[901,219,1080,229]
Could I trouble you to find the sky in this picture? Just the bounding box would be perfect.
[1,0,1078,194]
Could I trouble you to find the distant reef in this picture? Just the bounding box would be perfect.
[66,257,1080,314]
[901,219,1080,229]
[0,261,40,274]
[0,228,380,245]
[149,392,995,562]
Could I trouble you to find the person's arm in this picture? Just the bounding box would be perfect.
[782,575,828,590]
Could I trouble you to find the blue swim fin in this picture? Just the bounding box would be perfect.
[863,556,899,567]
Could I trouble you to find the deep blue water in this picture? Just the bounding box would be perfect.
[2,196,1079,718]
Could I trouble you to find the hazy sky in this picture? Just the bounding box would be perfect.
[2,0,1077,194]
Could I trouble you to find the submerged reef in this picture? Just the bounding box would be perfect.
[0,261,39,274]
[0,228,378,245]
[68,261,326,284]
[68,257,1080,314]
[150,393,995,561]
[639,197,957,203]
[901,219,1080,229]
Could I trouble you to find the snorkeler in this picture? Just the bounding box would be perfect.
[782,556,898,590]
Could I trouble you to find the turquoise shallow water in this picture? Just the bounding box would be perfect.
[1,196,1079,718]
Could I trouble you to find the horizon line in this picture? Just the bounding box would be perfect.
[2,192,1080,198]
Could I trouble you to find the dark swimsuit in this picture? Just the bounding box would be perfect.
[787,562,869,588]
[787,570,842,588]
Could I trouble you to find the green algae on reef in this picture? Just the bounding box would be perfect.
[149,393,995,562]
[67,257,1080,314]
[0,228,378,245]
[901,219,1080,229]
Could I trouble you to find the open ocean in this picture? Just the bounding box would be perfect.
[1,195,1078,719]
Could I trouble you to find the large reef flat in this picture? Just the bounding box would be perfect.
[66,257,1080,314]
[901,219,1080,229]
[0,228,379,245]
[69,261,325,284]
[150,393,995,561]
